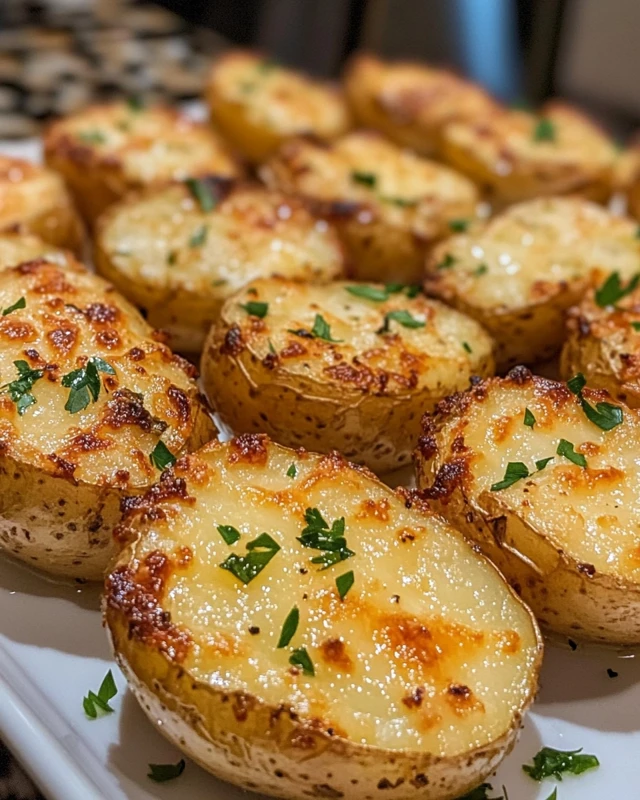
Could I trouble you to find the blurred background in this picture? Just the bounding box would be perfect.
[0,0,639,139]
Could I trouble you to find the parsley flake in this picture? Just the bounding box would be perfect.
[126,95,144,112]
[556,438,587,468]
[351,170,377,188]
[462,341,472,353]
[166,250,177,266]
[277,606,299,648]
[1,360,43,415]
[533,118,556,142]
[184,177,217,212]
[524,408,536,428]
[289,646,314,676]
[457,784,504,800]
[298,507,354,569]
[567,372,623,430]
[380,195,418,208]
[437,253,456,270]
[632,321,640,331]
[219,532,280,584]
[286,462,297,478]
[61,357,115,414]
[522,746,599,781]
[189,224,208,248]
[240,301,268,318]
[473,264,488,277]
[78,130,106,145]
[217,524,241,545]
[535,456,554,471]
[148,759,186,782]
[377,309,425,334]
[311,313,342,342]
[595,271,640,307]
[448,218,469,233]
[346,285,389,302]
[83,670,117,719]
[150,441,176,471]
[336,570,354,600]
[490,462,529,492]
[2,297,25,316]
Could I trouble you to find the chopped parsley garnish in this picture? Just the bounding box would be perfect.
[219,532,280,584]
[437,253,456,270]
[448,218,469,233]
[289,647,314,676]
[78,130,106,144]
[184,177,217,212]
[217,524,241,545]
[632,321,640,331]
[311,313,342,342]
[148,759,186,782]
[286,462,297,478]
[384,283,421,298]
[61,357,116,414]
[522,746,599,781]
[380,195,418,208]
[595,271,640,307]
[150,441,176,471]
[533,118,556,142]
[2,297,25,316]
[166,250,177,266]
[524,408,536,428]
[535,456,554,471]
[567,372,623,430]
[545,790,557,800]
[556,438,587,468]
[240,301,268,318]
[83,670,117,719]
[490,461,530,492]
[473,264,488,277]
[378,309,425,334]
[126,95,144,112]
[189,224,208,248]
[462,341,472,353]
[277,606,299,648]
[457,784,504,800]
[336,570,354,600]
[346,285,389,302]
[351,170,377,188]
[257,58,278,74]
[298,507,354,569]
[1,360,43,415]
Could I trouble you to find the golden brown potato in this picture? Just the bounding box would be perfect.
[201,277,494,473]
[206,50,350,164]
[261,131,480,283]
[44,101,241,224]
[0,155,84,254]
[416,366,640,644]
[0,231,77,271]
[343,53,499,156]
[105,434,542,800]
[0,257,215,580]
[561,280,640,407]
[424,197,640,370]
[94,179,345,355]
[440,101,617,204]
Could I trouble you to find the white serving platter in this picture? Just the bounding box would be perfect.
[1,138,639,800]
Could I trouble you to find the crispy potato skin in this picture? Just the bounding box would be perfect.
[424,197,640,370]
[0,155,84,255]
[261,131,479,283]
[201,278,494,474]
[206,50,350,164]
[416,367,640,644]
[105,435,541,800]
[343,53,499,157]
[0,258,215,579]
[440,102,617,204]
[44,102,241,224]
[94,181,345,355]
[561,286,640,407]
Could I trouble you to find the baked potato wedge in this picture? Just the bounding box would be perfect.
[206,50,350,164]
[0,257,215,580]
[561,280,640,407]
[343,53,499,156]
[416,366,640,644]
[94,179,345,355]
[424,197,640,370]
[261,131,479,283]
[440,101,617,204]
[0,155,84,255]
[105,434,542,800]
[44,101,241,224]
[201,277,494,473]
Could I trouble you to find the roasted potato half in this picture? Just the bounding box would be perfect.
[44,101,241,224]
[0,231,77,272]
[261,131,479,283]
[206,50,350,164]
[0,257,215,580]
[424,197,640,370]
[0,155,84,254]
[343,53,499,156]
[440,101,617,204]
[561,281,640,407]
[105,434,542,800]
[201,278,494,474]
[416,366,640,644]
[95,179,345,354]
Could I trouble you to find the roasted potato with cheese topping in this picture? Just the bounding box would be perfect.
[440,101,617,204]
[0,231,77,272]
[561,282,640,407]
[44,101,241,224]
[416,366,640,644]
[261,131,480,283]
[95,179,345,354]
[201,278,494,473]
[206,50,350,164]
[424,197,640,370]
[0,257,215,580]
[343,53,499,157]
[0,155,84,254]
[105,434,542,800]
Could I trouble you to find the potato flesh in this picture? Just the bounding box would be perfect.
[99,185,344,297]
[126,442,539,756]
[443,380,640,581]
[0,233,74,271]
[0,156,71,229]
[427,198,640,311]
